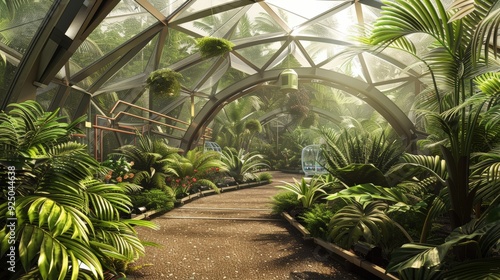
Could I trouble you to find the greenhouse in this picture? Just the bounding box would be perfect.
[1,0,499,279]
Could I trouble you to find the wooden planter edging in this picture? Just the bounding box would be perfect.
[281,212,311,240]
[132,180,271,220]
[282,212,399,280]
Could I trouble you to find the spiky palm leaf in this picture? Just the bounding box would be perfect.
[0,101,156,280]
[275,177,329,208]
[220,147,269,183]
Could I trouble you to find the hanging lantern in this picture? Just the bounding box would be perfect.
[279,69,298,92]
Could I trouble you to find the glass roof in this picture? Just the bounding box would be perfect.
[0,0,427,151]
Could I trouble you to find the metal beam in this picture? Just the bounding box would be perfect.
[180,68,417,150]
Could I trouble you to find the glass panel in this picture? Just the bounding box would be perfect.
[229,53,257,75]
[363,53,409,83]
[301,40,346,66]
[150,0,187,17]
[36,84,59,110]
[103,36,158,87]
[230,5,284,40]
[71,1,156,69]
[0,1,54,54]
[216,67,250,92]
[174,0,240,22]
[234,40,285,69]
[61,89,84,121]
[159,29,197,67]
[177,7,243,37]
[0,59,17,106]
[179,58,218,90]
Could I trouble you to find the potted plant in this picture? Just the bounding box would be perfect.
[146,68,183,98]
[196,36,234,58]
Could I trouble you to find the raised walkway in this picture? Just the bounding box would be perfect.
[133,172,365,280]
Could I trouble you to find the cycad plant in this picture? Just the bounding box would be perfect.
[275,177,329,209]
[319,126,405,187]
[220,147,269,183]
[112,133,179,192]
[0,101,157,280]
[165,148,227,196]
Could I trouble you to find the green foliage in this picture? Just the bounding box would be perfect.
[165,148,226,195]
[220,147,269,183]
[275,177,329,209]
[196,37,234,58]
[387,195,500,279]
[112,133,180,191]
[129,189,174,211]
[270,191,300,215]
[300,203,335,239]
[101,157,135,183]
[258,172,273,182]
[146,68,183,98]
[327,200,397,249]
[318,126,405,191]
[0,100,157,280]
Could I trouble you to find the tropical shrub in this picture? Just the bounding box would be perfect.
[320,126,403,170]
[258,172,273,182]
[0,100,157,280]
[129,189,174,211]
[220,147,269,183]
[112,133,179,192]
[300,203,335,240]
[165,148,226,197]
[102,156,135,183]
[271,191,301,215]
[275,177,330,209]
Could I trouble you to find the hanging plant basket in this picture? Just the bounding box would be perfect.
[196,37,235,59]
[146,68,183,98]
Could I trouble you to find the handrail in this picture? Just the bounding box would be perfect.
[93,100,213,161]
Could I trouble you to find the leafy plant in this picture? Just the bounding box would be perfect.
[112,133,179,192]
[301,203,335,239]
[367,0,500,230]
[386,195,500,279]
[319,127,404,175]
[102,156,135,183]
[270,191,301,215]
[220,147,269,183]
[258,172,273,182]
[275,177,329,209]
[129,189,174,211]
[0,100,157,280]
[165,148,226,196]
[327,200,404,250]
[146,68,183,98]
[196,36,234,58]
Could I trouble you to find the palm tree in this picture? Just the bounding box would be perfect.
[364,0,500,278]
[368,0,500,229]
[0,100,156,279]
[211,95,263,151]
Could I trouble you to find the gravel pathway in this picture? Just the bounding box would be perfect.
[131,172,367,280]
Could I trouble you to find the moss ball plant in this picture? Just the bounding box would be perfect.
[146,68,183,98]
[196,37,234,58]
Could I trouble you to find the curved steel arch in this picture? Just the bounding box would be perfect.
[181,67,417,151]
[258,107,342,126]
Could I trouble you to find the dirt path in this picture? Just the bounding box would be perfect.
[132,172,365,280]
